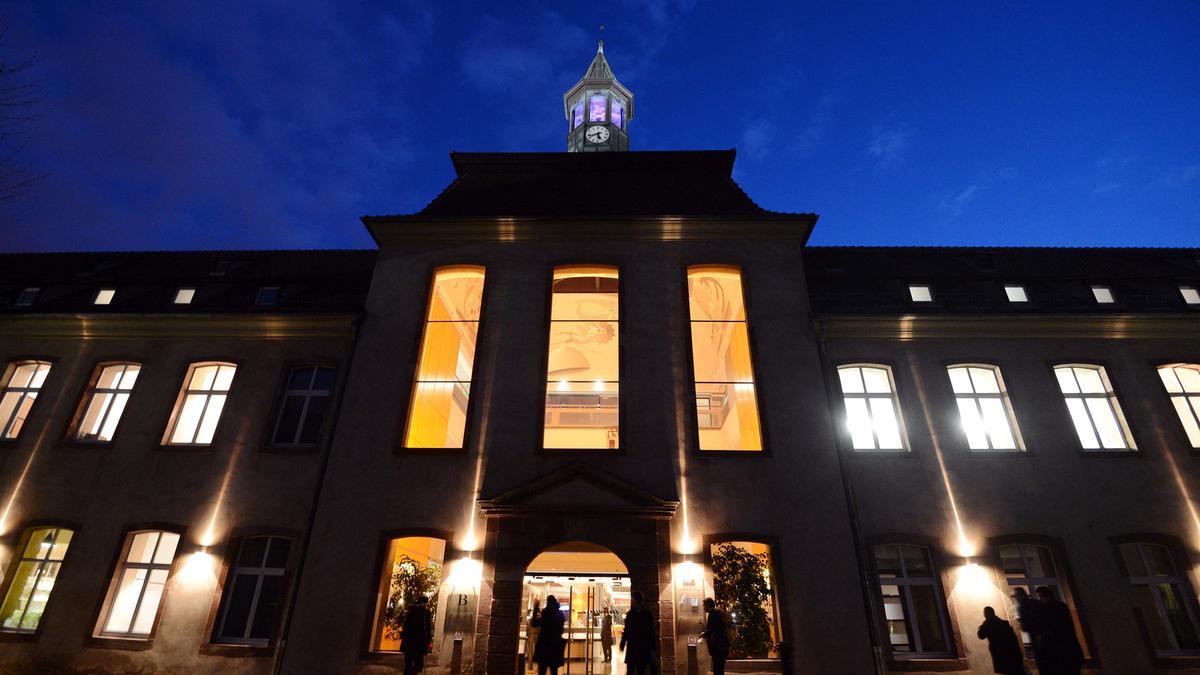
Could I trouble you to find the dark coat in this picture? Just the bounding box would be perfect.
[1037,598,1083,675]
[533,606,566,668]
[399,605,432,655]
[702,608,730,658]
[976,615,1024,675]
[621,605,656,666]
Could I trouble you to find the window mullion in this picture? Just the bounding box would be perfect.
[294,394,312,445]
[1081,394,1105,448]
[191,393,214,444]
[243,572,267,640]
[972,396,990,449]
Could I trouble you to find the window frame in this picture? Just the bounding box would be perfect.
[702,533,788,663]
[15,288,38,307]
[908,284,934,303]
[989,535,1091,659]
[93,288,116,306]
[1052,363,1136,452]
[683,263,768,455]
[866,538,961,663]
[1180,285,1200,307]
[836,363,909,452]
[363,528,455,659]
[0,358,55,442]
[1091,284,1116,305]
[1003,284,1029,303]
[945,363,1025,452]
[539,263,623,452]
[172,287,196,305]
[1156,363,1200,450]
[209,535,294,648]
[266,363,338,450]
[399,264,489,453]
[1111,534,1200,659]
[0,522,79,638]
[91,525,186,645]
[68,361,142,444]
[160,360,239,448]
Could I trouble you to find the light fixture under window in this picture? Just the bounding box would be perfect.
[255,286,280,307]
[909,284,933,302]
[1004,285,1028,303]
[94,288,116,305]
[1091,285,1115,304]
[1181,285,1200,306]
[173,287,196,305]
[15,287,38,307]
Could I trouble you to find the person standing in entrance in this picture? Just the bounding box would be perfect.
[600,606,614,663]
[976,606,1024,675]
[621,590,656,675]
[526,598,542,672]
[700,598,730,675]
[400,595,433,675]
[533,595,566,675]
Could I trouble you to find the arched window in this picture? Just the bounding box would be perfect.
[946,364,1021,450]
[1157,364,1200,447]
[1053,364,1134,450]
[164,362,236,445]
[0,526,73,632]
[213,536,292,645]
[998,543,1086,651]
[872,543,952,657]
[708,540,782,659]
[837,364,906,451]
[371,536,447,652]
[97,530,181,638]
[404,267,485,449]
[74,362,140,442]
[687,266,761,451]
[544,266,619,449]
[0,360,52,440]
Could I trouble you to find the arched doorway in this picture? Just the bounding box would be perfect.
[520,541,630,675]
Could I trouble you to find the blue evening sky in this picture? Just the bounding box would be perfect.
[2,1,1198,251]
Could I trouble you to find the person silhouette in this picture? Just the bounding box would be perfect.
[533,595,565,675]
[621,590,656,675]
[976,606,1024,674]
[1034,586,1083,675]
[400,595,433,675]
[700,598,730,675]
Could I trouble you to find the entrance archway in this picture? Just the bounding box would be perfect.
[520,542,630,674]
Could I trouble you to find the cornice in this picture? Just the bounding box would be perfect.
[366,216,814,245]
[816,314,1200,340]
[0,313,360,340]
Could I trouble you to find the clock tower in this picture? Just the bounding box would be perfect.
[564,40,633,152]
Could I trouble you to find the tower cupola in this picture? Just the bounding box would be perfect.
[563,40,633,152]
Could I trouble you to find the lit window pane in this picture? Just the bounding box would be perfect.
[104,569,146,633]
[979,398,1016,449]
[1159,367,1183,393]
[956,398,989,449]
[191,365,218,390]
[194,394,226,444]
[0,528,73,632]
[1181,286,1200,305]
[690,322,754,384]
[1005,285,1028,302]
[153,533,180,564]
[168,363,235,445]
[947,368,973,394]
[862,367,891,394]
[1085,398,1126,448]
[689,267,760,451]
[94,288,116,305]
[1073,367,1105,394]
[1056,365,1132,451]
[173,288,195,304]
[688,269,747,321]
[1092,286,1114,304]
[845,398,875,449]
[170,395,208,443]
[838,367,865,394]
[969,367,1000,394]
[909,285,932,302]
[1171,398,1200,447]
[696,383,761,451]
[406,381,470,448]
[1065,399,1099,449]
[131,569,168,634]
[869,398,903,449]
[1,361,51,440]
[128,532,159,564]
[101,530,178,639]
[1055,368,1079,394]
[213,365,236,391]
[1178,367,1200,392]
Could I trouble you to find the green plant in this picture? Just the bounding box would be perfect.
[382,554,442,641]
[711,543,773,658]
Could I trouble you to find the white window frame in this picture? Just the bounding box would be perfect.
[270,366,334,446]
[1053,364,1135,451]
[1004,285,1029,303]
[837,364,908,451]
[0,526,73,633]
[213,535,291,645]
[0,360,52,440]
[163,362,236,446]
[97,530,180,639]
[1091,285,1115,304]
[908,284,933,302]
[1120,542,1200,656]
[874,543,953,658]
[75,363,140,442]
[1181,286,1200,306]
[1158,364,1200,448]
[946,364,1023,451]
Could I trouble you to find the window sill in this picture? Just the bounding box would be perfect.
[1077,448,1142,458]
[394,446,469,455]
[887,656,969,671]
[199,642,273,657]
[86,635,153,651]
[156,443,216,452]
[0,630,39,643]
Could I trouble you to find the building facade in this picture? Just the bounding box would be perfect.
[0,45,1199,675]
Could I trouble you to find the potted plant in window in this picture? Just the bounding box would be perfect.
[382,554,442,642]
[711,543,774,659]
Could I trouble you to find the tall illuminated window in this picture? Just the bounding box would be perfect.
[74,363,140,442]
[0,360,52,440]
[873,544,951,657]
[544,266,619,449]
[1054,365,1134,450]
[1118,542,1200,655]
[98,530,180,638]
[0,527,73,632]
[371,536,446,652]
[164,362,236,445]
[838,365,906,451]
[709,541,782,658]
[946,365,1021,450]
[405,267,485,449]
[1157,364,1200,448]
[688,266,761,451]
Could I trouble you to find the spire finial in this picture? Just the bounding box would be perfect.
[598,25,605,53]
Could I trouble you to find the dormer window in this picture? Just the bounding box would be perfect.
[255,287,280,307]
[1004,285,1028,302]
[1182,285,1200,306]
[173,288,196,305]
[908,285,933,303]
[1091,285,1115,304]
[210,260,230,276]
[94,288,116,305]
[15,288,38,307]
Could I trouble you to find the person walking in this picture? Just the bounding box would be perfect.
[976,606,1025,675]
[1013,587,1043,669]
[1035,586,1083,675]
[400,595,433,675]
[621,590,656,675]
[526,599,542,672]
[600,607,614,663]
[700,598,730,675]
[533,595,566,675]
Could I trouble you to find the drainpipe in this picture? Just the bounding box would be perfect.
[273,311,366,675]
[813,316,885,675]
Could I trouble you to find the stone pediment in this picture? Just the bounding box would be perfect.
[478,463,678,519]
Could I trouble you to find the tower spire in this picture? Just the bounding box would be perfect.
[563,36,633,152]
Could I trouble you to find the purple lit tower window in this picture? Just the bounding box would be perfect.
[572,101,584,128]
[589,95,606,122]
[611,101,624,128]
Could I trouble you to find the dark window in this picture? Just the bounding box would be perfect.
[255,287,280,306]
[15,288,38,307]
[214,536,291,645]
[271,367,335,446]
[1118,542,1200,655]
[873,544,952,657]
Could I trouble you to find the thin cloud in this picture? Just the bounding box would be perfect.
[938,184,980,217]
[1161,163,1200,188]
[869,125,913,170]
[741,120,774,160]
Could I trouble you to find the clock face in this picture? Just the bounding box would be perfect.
[585,125,610,144]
